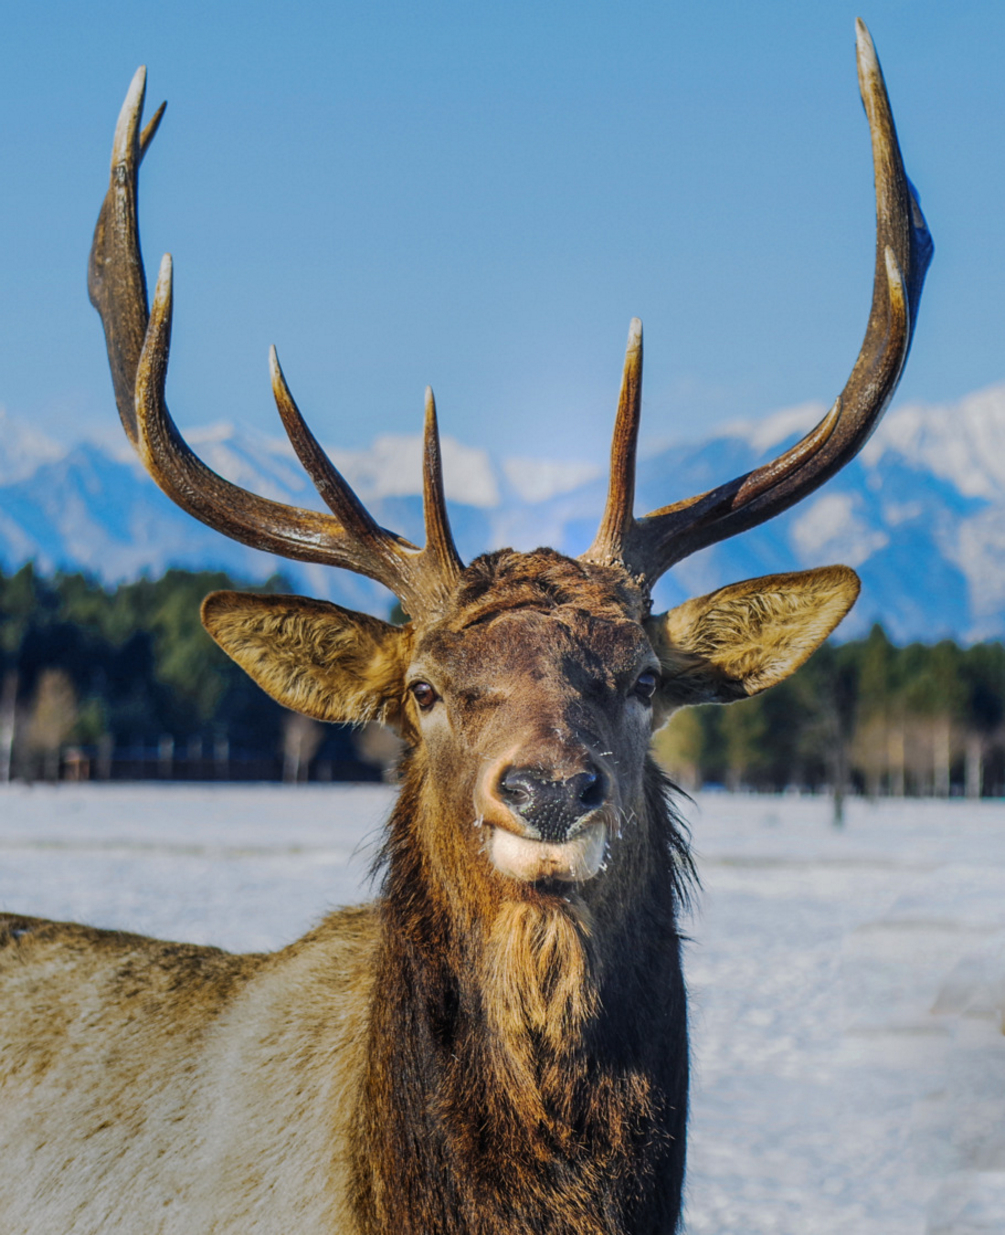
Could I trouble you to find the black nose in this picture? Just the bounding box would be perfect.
[496,765,605,842]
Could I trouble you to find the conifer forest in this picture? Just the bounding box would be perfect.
[4,563,1005,803]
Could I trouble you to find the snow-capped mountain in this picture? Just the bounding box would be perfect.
[3,384,1005,643]
[0,408,65,485]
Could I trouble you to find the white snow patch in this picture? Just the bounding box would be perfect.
[0,508,42,563]
[862,383,1005,500]
[327,433,500,508]
[186,423,314,503]
[946,508,1005,641]
[790,491,889,567]
[104,421,503,509]
[1,786,1003,1234]
[0,405,65,482]
[719,402,826,455]
[501,456,601,504]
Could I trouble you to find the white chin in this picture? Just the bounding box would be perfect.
[488,821,607,883]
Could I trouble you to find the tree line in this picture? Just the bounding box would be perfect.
[4,563,1005,800]
[0,564,391,783]
[653,624,1005,814]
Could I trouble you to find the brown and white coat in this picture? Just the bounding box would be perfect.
[0,21,931,1235]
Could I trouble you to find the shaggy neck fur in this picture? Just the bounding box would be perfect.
[349,760,693,1235]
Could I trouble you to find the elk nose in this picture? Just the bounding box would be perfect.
[496,765,606,843]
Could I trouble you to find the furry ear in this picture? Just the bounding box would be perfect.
[645,566,860,714]
[201,592,409,727]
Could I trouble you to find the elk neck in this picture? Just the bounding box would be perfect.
[349,744,693,1234]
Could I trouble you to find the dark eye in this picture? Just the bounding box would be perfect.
[634,671,658,701]
[410,681,439,710]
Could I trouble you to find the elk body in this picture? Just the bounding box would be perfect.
[0,23,931,1235]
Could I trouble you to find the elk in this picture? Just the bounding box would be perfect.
[0,21,930,1235]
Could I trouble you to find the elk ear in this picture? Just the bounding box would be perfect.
[201,592,409,728]
[645,566,860,715]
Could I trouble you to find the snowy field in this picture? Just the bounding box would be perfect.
[1,783,1003,1234]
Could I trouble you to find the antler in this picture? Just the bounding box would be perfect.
[582,20,933,589]
[89,68,462,620]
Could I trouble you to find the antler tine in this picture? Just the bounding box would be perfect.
[88,67,155,449]
[269,348,416,548]
[270,351,465,613]
[420,388,464,591]
[592,20,932,590]
[134,257,387,573]
[582,318,643,568]
[92,70,464,620]
[139,101,166,162]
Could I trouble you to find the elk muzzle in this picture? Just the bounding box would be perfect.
[497,765,605,841]
[476,757,610,883]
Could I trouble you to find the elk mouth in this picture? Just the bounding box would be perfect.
[487,818,607,883]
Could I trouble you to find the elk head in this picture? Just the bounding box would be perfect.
[89,22,930,902]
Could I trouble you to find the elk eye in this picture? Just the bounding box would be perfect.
[410,681,439,710]
[634,671,658,701]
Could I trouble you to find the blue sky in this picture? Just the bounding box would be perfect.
[0,1,1001,470]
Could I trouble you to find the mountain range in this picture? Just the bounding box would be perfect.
[3,385,1005,643]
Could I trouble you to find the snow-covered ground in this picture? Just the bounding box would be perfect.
[0,784,1002,1234]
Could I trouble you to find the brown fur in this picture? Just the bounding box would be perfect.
[648,565,860,711]
[52,23,927,1223]
[349,733,691,1235]
[0,550,854,1233]
[201,592,410,727]
[0,907,377,1233]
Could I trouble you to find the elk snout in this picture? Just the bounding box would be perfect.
[477,758,610,883]
[496,765,606,843]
